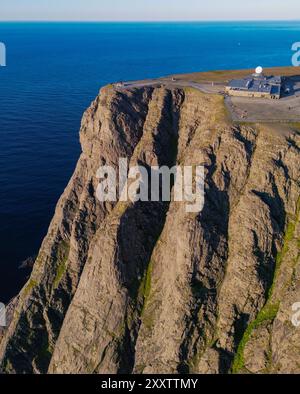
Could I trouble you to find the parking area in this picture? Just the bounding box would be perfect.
[225,77,300,122]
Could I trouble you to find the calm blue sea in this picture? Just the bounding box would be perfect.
[0,21,300,302]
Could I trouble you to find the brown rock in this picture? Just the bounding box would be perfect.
[0,86,299,374]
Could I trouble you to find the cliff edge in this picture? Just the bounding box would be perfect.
[0,84,299,374]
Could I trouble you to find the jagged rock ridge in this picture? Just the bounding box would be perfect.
[0,85,299,374]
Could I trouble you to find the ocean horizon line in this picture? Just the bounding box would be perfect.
[0,19,300,23]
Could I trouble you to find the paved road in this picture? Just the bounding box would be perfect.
[116,78,223,95]
[115,77,300,123]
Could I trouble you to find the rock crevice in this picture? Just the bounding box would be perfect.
[0,87,299,374]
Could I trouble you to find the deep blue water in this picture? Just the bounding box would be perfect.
[0,21,300,302]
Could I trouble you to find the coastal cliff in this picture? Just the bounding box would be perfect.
[0,85,299,374]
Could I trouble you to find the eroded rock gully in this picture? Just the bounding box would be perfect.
[0,86,299,374]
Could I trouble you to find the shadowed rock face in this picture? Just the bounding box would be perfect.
[0,85,299,374]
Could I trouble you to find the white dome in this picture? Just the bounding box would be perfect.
[255,66,263,74]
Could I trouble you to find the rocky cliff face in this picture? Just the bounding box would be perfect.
[0,85,299,374]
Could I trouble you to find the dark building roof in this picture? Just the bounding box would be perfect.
[271,85,281,95]
[227,73,282,96]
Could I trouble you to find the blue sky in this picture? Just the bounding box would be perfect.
[0,0,299,21]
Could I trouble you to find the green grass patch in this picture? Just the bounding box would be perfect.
[23,279,38,297]
[138,260,155,330]
[268,197,299,299]
[175,66,300,84]
[289,122,300,131]
[267,221,294,299]
[53,240,70,289]
[53,261,67,289]
[183,86,203,95]
[139,259,153,306]
[232,302,279,373]
[232,196,300,373]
